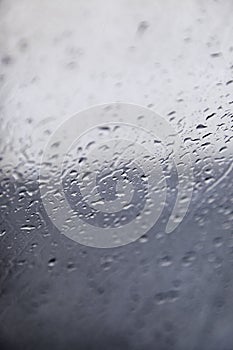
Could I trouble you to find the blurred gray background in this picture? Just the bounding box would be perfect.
[0,1,233,349]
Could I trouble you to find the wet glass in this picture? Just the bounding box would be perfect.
[0,1,232,349]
